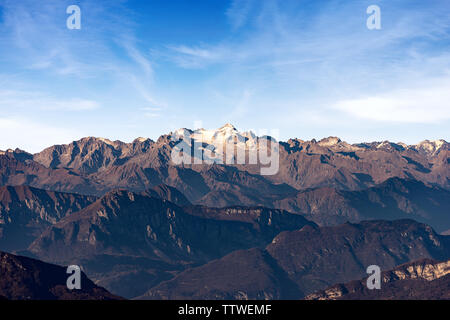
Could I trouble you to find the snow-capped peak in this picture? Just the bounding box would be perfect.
[194,124,250,145]
[218,123,237,131]
[134,137,149,143]
[173,128,193,139]
[318,137,342,147]
[415,139,447,154]
[97,137,114,145]
[376,141,390,148]
[171,123,264,155]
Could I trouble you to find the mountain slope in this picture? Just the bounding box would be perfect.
[0,184,196,253]
[273,137,449,191]
[141,220,450,299]
[33,136,154,174]
[27,190,313,298]
[138,248,302,300]
[0,251,121,300]
[0,151,101,195]
[145,184,191,207]
[29,190,313,264]
[273,177,450,232]
[305,258,450,300]
[0,185,96,252]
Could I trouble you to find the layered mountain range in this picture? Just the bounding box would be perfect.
[140,220,450,299]
[0,124,448,299]
[273,177,450,231]
[25,190,313,298]
[0,184,193,253]
[1,124,448,198]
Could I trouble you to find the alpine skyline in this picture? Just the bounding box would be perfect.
[0,0,449,152]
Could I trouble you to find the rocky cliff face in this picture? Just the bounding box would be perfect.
[33,137,154,175]
[0,185,96,251]
[387,259,450,282]
[145,184,191,207]
[0,152,101,195]
[305,259,450,300]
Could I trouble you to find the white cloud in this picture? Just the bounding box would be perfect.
[0,0,161,105]
[0,117,81,153]
[333,79,450,123]
[124,43,154,80]
[0,0,449,145]
[41,99,100,111]
[0,90,100,111]
[168,45,229,68]
[172,46,217,59]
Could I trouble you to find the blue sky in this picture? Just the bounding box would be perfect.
[0,0,449,152]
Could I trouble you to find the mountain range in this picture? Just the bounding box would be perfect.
[139,220,450,299]
[1,124,448,198]
[273,177,450,231]
[0,124,448,299]
[25,189,313,298]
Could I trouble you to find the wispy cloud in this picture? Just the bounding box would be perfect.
[123,42,154,80]
[161,0,450,137]
[0,0,448,146]
[226,0,257,30]
[168,0,450,72]
[0,90,100,112]
[333,78,450,124]
[0,0,163,106]
[168,44,230,68]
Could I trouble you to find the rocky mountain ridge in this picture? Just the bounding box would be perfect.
[1,125,448,205]
[305,258,450,300]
